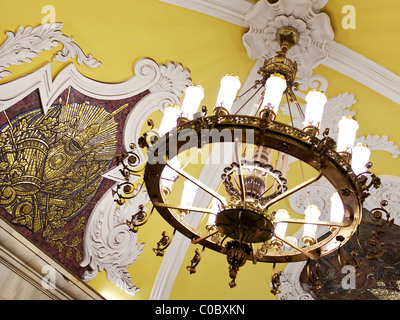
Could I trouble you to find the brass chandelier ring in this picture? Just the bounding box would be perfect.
[144,115,363,263]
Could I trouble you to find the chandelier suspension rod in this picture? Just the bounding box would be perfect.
[285,89,312,206]
[233,84,264,116]
[289,87,305,120]
[234,137,246,201]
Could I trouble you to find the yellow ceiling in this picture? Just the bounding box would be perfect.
[1,0,399,300]
[325,0,400,77]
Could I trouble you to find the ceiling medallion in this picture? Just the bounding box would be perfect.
[114,27,391,293]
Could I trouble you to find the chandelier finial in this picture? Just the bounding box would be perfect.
[276,26,300,54]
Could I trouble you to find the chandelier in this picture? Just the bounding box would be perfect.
[114,27,387,294]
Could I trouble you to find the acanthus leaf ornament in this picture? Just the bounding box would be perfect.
[0,23,101,80]
[80,188,146,296]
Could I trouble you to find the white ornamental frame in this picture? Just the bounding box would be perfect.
[0,23,192,296]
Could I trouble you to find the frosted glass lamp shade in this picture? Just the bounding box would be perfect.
[214,74,241,114]
[274,209,290,239]
[352,143,371,175]
[180,84,204,120]
[303,90,327,130]
[302,205,321,245]
[261,74,287,115]
[330,192,345,226]
[160,157,181,195]
[336,116,359,154]
[158,105,180,137]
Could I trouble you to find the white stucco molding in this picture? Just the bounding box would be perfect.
[0,54,191,296]
[242,0,334,80]
[79,61,190,295]
[324,41,400,105]
[0,57,167,114]
[0,23,101,81]
[158,0,255,27]
[80,188,147,296]
[0,217,103,300]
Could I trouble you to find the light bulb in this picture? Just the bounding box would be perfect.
[274,209,290,239]
[336,116,359,155]
[214,74,241,114]
[261,74,287,116]
[352,143,371,175]
[302,205,321,245]
[330,192,344,231]
[158,104,180,137]
[160,157,181,195]
[303,90,327,133]
[180,84,204,120]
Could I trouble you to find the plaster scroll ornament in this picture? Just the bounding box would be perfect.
[363,176,400,226]
[242,0,334,80]
[277,261,314,300]
[79,61,190,295]
[0,27,191,294]
[0,23,101,80]
[80,187,148,295]
[150,61,192,101]
[356,135,400,159]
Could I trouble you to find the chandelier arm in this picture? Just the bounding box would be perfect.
[257,182,275,199]
[191,229,219,245]
[272,218,351,228]
[262,171,323,210]
[165,159,226,205]
[152,201,215,214]
[273,233,318,260]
